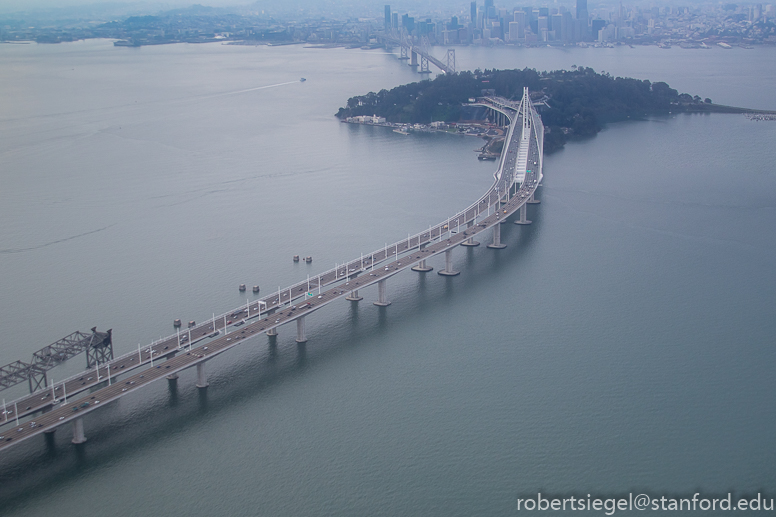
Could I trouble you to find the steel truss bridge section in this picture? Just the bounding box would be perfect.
[0,329,112,394]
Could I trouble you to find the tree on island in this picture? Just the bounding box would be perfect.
[336,67,721,153]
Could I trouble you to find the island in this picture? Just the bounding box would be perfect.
[336,67,774,153]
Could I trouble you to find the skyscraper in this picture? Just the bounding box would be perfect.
[576,0,589,40]
[471,1,477,23]
[551,13,563,39]
[576,0,587,19]
[562,11,574,41]
[385,5,391,30]
[514,10,526,39]
[484,0,495,18]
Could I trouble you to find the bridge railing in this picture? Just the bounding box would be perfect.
[5,93,543,410]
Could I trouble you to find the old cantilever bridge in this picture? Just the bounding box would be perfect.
[0,88,543,452]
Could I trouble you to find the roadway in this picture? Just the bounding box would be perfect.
[0,94,542,452]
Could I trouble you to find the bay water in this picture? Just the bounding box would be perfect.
[0,40,774,516]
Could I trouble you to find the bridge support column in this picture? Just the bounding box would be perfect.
[461,221,480,247]
[438,248,460,276]
[295,316,307,344]
[514,204,532,225]
[196,362,209,388]
[487,221,507,249]
[266,326,278,336]
[166,373,179,381]
[412,258,433,272]
[527,192,540,204]
[374,279,391,307]
[410,50,418,66]
[71,417,86,444]
[346,289,363,301]
[412,244,433,272]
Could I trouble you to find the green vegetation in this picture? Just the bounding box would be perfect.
[336,67,740,153]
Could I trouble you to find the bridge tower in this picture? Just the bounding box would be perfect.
[399,29,411,60]
[419,37,431,75]
[445,49,456,74]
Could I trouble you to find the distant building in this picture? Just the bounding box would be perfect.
[485,0,495,18]
[576,0,589,39]
[491,21,502,39]
[508,21,519,41]
[514,10,526,39]
[591,18,606,40]
[348,115,386,124]
[562,11,574,42]
[576,0,588,20]
[385,5,391,30]
[551,13,563,40]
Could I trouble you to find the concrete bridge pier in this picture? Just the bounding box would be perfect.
[71,417,86,444]
[527,192,540,204]
[438,248,460,276]
[266,327,278,337]
[295,316,307,344]
[461,221,480,247]
[412,258,433,272]
[196,362,209,388]
[374,279,391,306]
[166,373,179,381]
[487,221,507,249]
[412,244,433,272]
[346,289,363,301]
[514,204,532,225]
[410,50,418,66]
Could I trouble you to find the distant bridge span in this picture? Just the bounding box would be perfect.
[376,30,456,74]
[0,89,543,453]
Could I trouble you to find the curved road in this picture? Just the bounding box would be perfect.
[0,92,543,452]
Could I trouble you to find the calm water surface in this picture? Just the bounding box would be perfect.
[0,40,774,516]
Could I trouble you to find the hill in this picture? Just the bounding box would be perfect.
[336,67,759,153]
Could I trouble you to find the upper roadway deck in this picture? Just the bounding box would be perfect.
[0,89,544,453]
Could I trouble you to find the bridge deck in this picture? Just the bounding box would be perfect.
[0,94,542,452]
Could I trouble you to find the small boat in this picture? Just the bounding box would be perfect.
[300,78,306,82]
[393,129,410,135]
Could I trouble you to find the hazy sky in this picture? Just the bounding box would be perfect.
[0,0,723,19]
[0,0,237,15]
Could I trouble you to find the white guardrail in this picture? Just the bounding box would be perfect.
[7,97,534,410]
